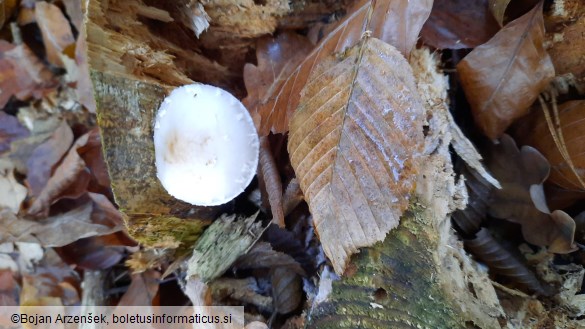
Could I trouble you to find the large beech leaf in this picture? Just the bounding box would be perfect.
[288,37,426,274]
[250,0,432,135]
[457,1,554,140]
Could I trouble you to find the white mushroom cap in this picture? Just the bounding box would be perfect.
[153,84,259,206]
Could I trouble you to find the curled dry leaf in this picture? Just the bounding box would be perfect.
[34,2,76,68]
[489,0,512,26]
[234,242,305,275]
[243,32,314,133]
[282,178,303,217]
[55,233,130,270]
[248,0,432,135]
[118,270,161,306]
[20,263,81,307]
[0,112,29,154]
[61,0,84,32]
[288,37,426,274]
[489,0,541,27]
[263,224,316,275]
[0,193,123,247]
[421,0,499,49]
[487,135,577,253]
[257,137,285,227]
[26,121,74,197]
[27,134,92,217]
[271,267,302,314]
[451,163,492,235]
[0,41,56,108]
[27,128,109,217]
[75,19,97,113]
[517,100,585,191]
[464,228,552,295]
[457,1,554,140]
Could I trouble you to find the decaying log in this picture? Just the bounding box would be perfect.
[307,49,504,328]
[86,0,346,248]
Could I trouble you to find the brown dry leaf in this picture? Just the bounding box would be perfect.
[118,270,161,306]
[0,41,56,108]
[55,231,134,270]
[421,0,500,49]
[61,0,84,32]
[0,159,27,213]
[257,136,285,227]
[26,121,74,197]
[249,0,432,135]
[489,0,512,26]
[451,163,493,235]
[0,112,29,154]
[27,129,106,217]
[457,1,554,140]
[74,21,97,113]
[282,178,303,217]
[77,128,111,192]
[489,0,541,26]
[20,264,80,306]
[271,267,302,314]
[0,270,18,306]
[464,228,551,295]
[34,2,76,67]
[0,193,123,247]
[517,100,585,191]
[288,37,426,274]
[487,135,577,253]
[243,32,314,133]
[234,242,305,275]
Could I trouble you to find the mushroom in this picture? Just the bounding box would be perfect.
[153,84,259,206]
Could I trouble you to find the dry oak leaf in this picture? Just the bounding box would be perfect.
[248,0,432,135]
[288,37,426,274]
[457,1,554,140]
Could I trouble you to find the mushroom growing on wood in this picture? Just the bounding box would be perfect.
[153,84,259,206]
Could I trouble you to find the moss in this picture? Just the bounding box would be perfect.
[308,203,463,329]
[125,214,210,250]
